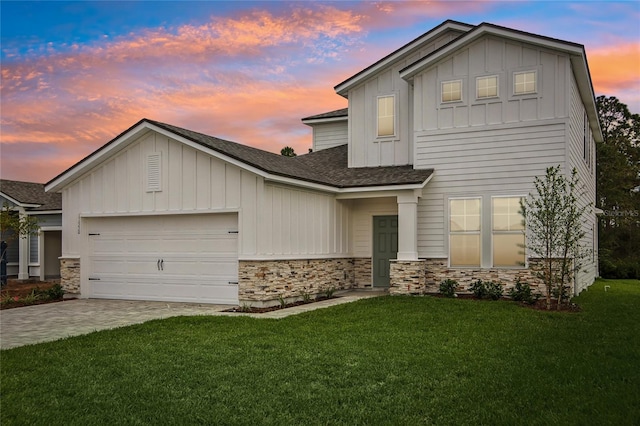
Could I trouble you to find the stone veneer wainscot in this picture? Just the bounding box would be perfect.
[59,257,81,297]
[238,258,356,307]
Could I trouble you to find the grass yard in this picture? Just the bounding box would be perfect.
[1,279,639,425]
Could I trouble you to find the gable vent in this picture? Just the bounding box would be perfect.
[146,153,162,192]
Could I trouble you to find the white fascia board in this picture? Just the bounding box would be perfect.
[401,25,585,81]
[335,22,472,96]
[25,210,62,215]
[0,192,40,209]
[45,121,152,192]
[301,116,348,125]
[570,55,603,143]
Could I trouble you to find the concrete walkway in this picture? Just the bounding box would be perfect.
[0,290,384,349]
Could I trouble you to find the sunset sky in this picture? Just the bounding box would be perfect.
[1,1,639,183]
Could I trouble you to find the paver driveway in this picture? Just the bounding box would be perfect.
[0,299,230,349]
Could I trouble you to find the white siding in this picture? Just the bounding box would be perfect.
[312,121,348,151]
[61,131,261,258]
[567,70,598,292]
[350,197,397,257]
[258,183,350,258]
[415,121,567,258]
[348,31,462,168]
[413,36,570,133]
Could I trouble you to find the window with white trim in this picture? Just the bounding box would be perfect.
[514,71,536,95]
[441,80,462,103]
[492,197,525,267]
[377,95,395,137]
[476,75,498,99]
[449,198,481,267]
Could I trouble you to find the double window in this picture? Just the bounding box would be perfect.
[449,196,525,268]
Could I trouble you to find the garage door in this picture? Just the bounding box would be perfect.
[86,214,238,304]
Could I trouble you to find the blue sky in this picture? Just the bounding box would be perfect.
[1,1,639,182]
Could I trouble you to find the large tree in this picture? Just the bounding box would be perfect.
[596,96,640,278]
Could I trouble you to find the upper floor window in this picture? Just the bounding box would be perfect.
[441,80,462,103]
[449,198,481,267]
[377,95,395,137]
[476,75,498,99]
[513,71,536,95]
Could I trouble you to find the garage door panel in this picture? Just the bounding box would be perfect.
[86,214,239,304]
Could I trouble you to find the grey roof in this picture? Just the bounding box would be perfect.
[148,119,433,189]
[301,108,348,122]
[0,179,62,211]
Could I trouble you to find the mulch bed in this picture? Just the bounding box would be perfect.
[0,279,66,310]
[427,292,581,312]
[224,295,337,314]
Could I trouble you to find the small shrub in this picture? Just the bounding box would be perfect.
[324,287,335,299]
[485,281,503,300]
[46,284,65,300]
[508,279,539,305]
[239,303,253,313]
[301,290,311,303]
[468,279,487,299]
[439,279,458,298]
[277,295,287,308]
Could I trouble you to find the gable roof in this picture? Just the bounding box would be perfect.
[399,22,603,142]
[334,20,473,96]
[0,179,62,211]
[301,108,348,124]
[46,119,433,193]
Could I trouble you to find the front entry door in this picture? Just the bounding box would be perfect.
[373,215,398,287]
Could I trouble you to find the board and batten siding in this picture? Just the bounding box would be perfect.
[312,121,348,152]
[567,69,598,291]
[61,131,261,257]
[257,184,351,258]
[414,120,567,258]
[348,30,463,168]
[412,36,570,133]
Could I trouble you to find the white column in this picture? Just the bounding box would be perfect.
[396,190,420,261]
[17,211,29,280]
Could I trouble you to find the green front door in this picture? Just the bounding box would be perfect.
[372,215,398,287]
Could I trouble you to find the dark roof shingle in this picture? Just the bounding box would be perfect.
[301,108,348,122]
[0,179,62,210]
[148,119,432,189]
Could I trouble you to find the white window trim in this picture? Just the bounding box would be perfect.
[448,196,482,268]
[476,75,499,100]
[376,94,397,139]
[441,79,463,104]
[513,70,537,96]
[491,195,527,269]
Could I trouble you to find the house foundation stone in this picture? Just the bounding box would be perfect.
[59,257,80,297]
[353,258,372,288]
[389,260,426,295]
[238,258,355,307]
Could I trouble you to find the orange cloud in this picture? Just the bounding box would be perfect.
[588,42,640,93]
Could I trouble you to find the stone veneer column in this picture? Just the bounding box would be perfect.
[389,259,426,295]
[59,257,81,297]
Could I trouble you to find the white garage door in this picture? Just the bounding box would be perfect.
[86,214,238,304]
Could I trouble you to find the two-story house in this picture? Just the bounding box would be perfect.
[46,20,601,306]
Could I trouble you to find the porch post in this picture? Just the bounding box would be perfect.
[17,210,29,280]
[396,190,420,260]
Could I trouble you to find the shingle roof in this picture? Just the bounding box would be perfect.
[0,179,62,211]
[301,108,348,122]
[147,119,433,189]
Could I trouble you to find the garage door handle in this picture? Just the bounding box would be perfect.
[228,281,238,285]
[88,277,101,281]
[157,259,160,270]
[160,259,164,271]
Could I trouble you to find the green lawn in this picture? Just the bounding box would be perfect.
[2,279,639,425]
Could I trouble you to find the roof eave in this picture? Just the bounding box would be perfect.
[301,116,348,125]
[334,20,473,96]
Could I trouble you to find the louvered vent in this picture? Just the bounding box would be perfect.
[147,153,162,192]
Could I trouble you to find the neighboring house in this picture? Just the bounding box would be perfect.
[1,179,63,280]
[45,20,601,306]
